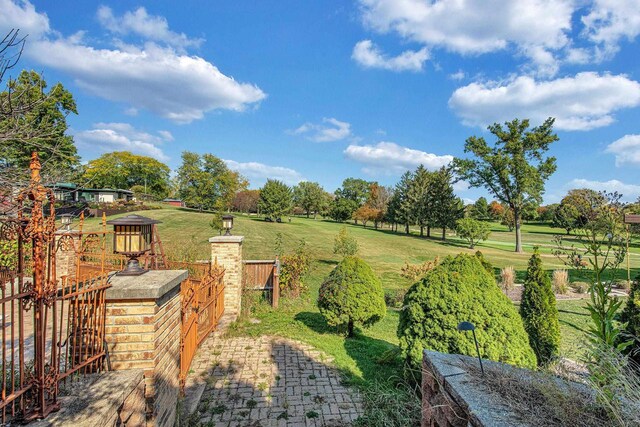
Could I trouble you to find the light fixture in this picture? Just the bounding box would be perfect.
[222,214,234,236]
[60,213,73,231]
[106,214,161,276]
[457,321,484,375]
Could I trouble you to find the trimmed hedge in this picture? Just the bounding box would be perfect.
[318,256,386,337]
[398,253,536,371]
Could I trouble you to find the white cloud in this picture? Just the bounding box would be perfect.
[582,0,640,59]
[344,141,453,174]
[448,70,466,80]
[449,72,640,131]
[224,160,303,186]
[75,123,172,161]
[568,178,640,200]
[0,1,266,123]
[291,118,352,142]
[357,0,573,75]
[352,39,429,72]
[97,6,203,51]
[605,134,640,166]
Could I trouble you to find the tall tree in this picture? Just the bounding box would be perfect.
[366,183,391,229]
[430,167,464,240]
[333,178,371,223]
[409,165,432,237]
[1,70,79,178]
[259,179,293,219]
[293,181,325,218]
[454,118,558,252]
[232,190,260,214]
[176,151,246,211]
[391,171,414,234]
[82,151,171,198]
[471,197,489,220]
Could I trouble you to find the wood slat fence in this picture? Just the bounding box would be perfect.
[242,259,280,308]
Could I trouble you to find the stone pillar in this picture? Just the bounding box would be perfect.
[104,269,187,427]
[209,235,244,319]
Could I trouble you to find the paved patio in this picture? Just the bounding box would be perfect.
[184,335,363,426]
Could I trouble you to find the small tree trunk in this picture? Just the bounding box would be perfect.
[307,211,310,218]
[405,223,409,234]
[347,319,354,338]
[420,226,424,237]
[514,207,523,253]
[427,225,431,238]
[441,227,446,241]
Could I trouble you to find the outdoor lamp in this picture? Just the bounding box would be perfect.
[222,214,234,236]
[457,321,484,375]
[106,214,161,276]
[60,213,73,231]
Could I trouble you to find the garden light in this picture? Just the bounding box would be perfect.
[457,321,484,375]
[106,214,161,276]
[222,214,234,236]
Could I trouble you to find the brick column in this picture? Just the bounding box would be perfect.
[104,270,187,427]
[209,235,244,319]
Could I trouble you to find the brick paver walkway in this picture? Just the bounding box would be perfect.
[185,336,363,426]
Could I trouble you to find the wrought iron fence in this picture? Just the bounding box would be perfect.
[0,153,111,423]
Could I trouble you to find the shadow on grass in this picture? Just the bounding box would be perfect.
[294,311,401,385]
[317,259,339,266]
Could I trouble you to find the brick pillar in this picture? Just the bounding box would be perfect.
[209,235,244,319]
[53,231,81,281]
[104,269,187,427]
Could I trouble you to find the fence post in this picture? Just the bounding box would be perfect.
[272,257,280,308]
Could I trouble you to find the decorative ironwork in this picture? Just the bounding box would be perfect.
[0,152,111,424]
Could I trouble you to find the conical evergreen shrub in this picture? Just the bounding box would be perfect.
[520,249,561,366]
[620,275,640,365]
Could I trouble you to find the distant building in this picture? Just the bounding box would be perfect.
[50,183,133,203]
[163,198,186,207]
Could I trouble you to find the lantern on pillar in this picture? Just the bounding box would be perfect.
[222,214,234,236]
[106,214,161,276]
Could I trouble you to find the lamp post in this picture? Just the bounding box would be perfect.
[60,213,73,231]
[222,214,234,236]
[106,214,161,276]
[457,321,484,375]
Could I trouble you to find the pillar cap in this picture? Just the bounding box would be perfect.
[209,236,244,243]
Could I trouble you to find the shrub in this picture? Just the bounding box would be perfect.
[400,257,439,281]
[398,254,536,372]
[384,289,406,309]
[552,269,569,294]
[455,218,491,249]
[572,281,589,294]
[280,240,311,298]
[333,226,359,257]
[500,266,515,293]
[520,250,560,366]
[619,275,640,365]
[474,250,493,276]
[318,257,386,337]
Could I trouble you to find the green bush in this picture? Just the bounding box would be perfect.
[333,226,359,257]
[620,275,640,365]
[317,256,386,337]
[455,218,491,249]
[398,254,536,371]
[520,250,560,366]
[474,250,493,276]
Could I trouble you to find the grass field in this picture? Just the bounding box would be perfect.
[82,208,631,387]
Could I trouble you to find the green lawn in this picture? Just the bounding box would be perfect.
[82,208,628,381]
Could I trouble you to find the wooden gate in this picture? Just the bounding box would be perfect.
[179,262,225,387]
[243,259,280,307]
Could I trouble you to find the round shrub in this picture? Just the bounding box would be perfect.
[318,256,386,337]
[398,254,536,371]
[520,250,560,366]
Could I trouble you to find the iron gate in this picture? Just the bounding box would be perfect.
[0,153,111,423]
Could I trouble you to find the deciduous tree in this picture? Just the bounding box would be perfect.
[293,181,325,218]
[258,179,293,219]
[454,118,558,252]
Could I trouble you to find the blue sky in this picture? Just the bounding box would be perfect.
[1,0,640,204]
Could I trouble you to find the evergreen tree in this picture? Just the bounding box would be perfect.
[259,179,293,219]
[520,249,561,366]
[620,275,640,365]
[409,165,432,237]
[471,197,489,220]
[391,171,414,234]
[430,167,463,240]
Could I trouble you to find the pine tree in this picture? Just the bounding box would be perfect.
[409,165,432,237]
[430,167,463,240]
[520,249,561,366]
